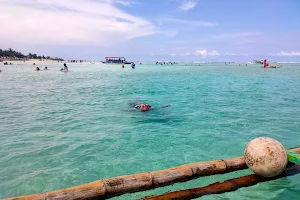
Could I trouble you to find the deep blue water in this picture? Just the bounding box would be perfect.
[0,62,299,199]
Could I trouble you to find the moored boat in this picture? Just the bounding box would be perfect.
[102,57,131,64]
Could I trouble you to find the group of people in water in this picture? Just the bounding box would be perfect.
[35,63,68,72]
[156,61,177,65]
[122,62,135,69]
[3,62,13,65]
[36,66,48,71]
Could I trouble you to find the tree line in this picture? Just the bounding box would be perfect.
[0,48,64,61]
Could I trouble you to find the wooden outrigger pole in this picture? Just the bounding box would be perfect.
[5,147,300,200]
[142,164,300,200]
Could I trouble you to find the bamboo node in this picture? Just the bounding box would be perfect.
[221,159,229,171]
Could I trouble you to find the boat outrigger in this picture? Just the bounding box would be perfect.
[4,137,300,200]
[102,57,131,64]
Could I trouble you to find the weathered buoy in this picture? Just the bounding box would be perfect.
[244,137,287,177]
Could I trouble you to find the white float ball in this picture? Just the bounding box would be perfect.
[244,137,287,177]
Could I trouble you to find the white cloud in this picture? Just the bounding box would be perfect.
[106,0,137,6]
[168,50,252,58]
[223,53,249,56]
[277,51,300,56]
[224,53,237,56]
[179,0,198,11]
[0,0,154,46]
[161,17,217,27]
[195,49,220,56]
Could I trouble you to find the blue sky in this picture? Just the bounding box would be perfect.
[1,0,300,61]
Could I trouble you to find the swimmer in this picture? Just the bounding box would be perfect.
[44,66,48,70]
[36,67,40,71]
[134,104,153,112]
[124,101,170,112]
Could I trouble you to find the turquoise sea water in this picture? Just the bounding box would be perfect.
[0,62,300,199]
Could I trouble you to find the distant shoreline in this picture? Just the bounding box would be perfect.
[1,58,62,63]
[1,59,300,64]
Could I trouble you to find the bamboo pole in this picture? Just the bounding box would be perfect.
[141,165,300,200]
[5,147,300,200]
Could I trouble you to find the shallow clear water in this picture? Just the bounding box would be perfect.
[0,62,299,199]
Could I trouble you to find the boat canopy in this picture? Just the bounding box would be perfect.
[104,57,127,63]
[105,57,125,60]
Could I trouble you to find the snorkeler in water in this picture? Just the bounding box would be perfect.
[134,103,153,112]
[125,101,170,112]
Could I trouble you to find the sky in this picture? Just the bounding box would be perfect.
[0,0,300,62]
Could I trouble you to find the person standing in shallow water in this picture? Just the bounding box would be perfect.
[122,62,124,68]
[63,63,68,71]
[131,62,135,69]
